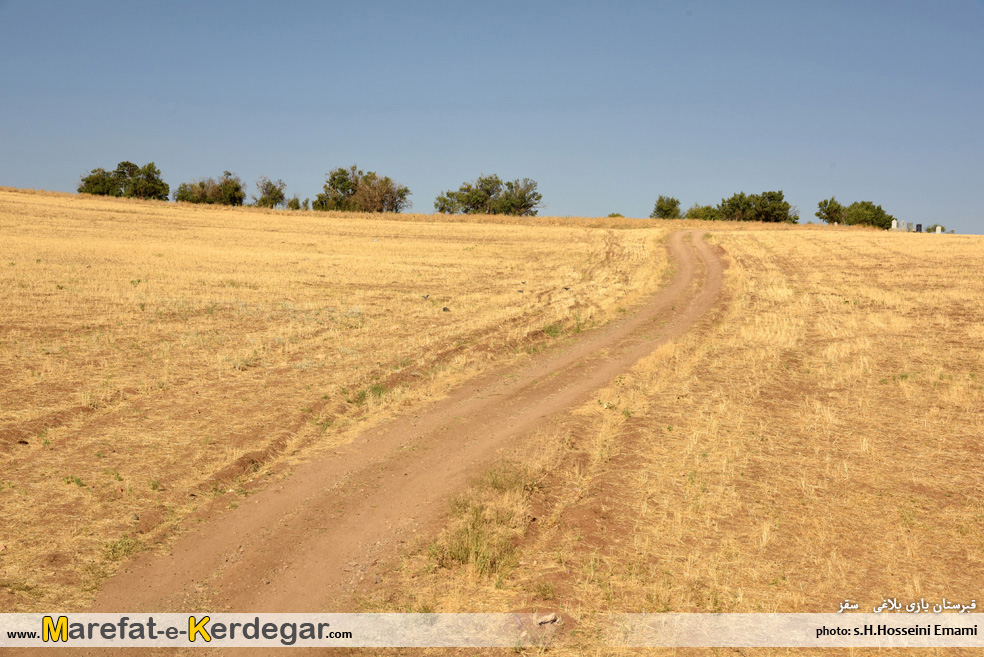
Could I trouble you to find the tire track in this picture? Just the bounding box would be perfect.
[78,230,722,633]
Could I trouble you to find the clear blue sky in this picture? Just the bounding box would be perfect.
[2,0,982,232]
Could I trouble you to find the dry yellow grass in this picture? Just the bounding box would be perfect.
[0,188,671,612]
[376,229,984,655]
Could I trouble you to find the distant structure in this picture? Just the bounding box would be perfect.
[890,219,950,234]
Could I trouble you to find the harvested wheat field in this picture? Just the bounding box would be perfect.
[2,188,982,657]
[370,229,984,655]
[0,188,669,612]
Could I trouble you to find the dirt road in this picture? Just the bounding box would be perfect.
[86,229,723,619]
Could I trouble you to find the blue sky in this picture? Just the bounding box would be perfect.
[1,0,982,232]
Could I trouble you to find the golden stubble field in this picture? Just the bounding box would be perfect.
[372,229,984,655]
[0,188,670,612]
[1,187,981,657]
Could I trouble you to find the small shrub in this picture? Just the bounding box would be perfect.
[684,203,719,220]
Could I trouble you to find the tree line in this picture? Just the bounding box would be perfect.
[77,161,902,227]
[648,192,900,228]
[648,191,799,223]
[78,162,543,216]
[814,197,897,229]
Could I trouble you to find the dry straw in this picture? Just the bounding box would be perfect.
[379,228,984,656]
[0,188,668,611]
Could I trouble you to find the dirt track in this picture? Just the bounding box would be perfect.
[86,229,723,621]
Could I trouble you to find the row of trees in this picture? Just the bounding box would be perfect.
[649,191,799,223]
[80,162,301,210]
[650,192,901,228]
[815,197,897,229]
[79,162,543,216]
[79,163,899,227]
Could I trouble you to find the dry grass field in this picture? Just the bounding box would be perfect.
[371,230,984,655]
[2,187,981,656]
[0,188,669,612]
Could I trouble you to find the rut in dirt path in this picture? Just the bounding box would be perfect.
[89,230,724,616]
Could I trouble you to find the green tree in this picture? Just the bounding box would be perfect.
[752,190,797,223]
[435,174,501,214]
[843,201,895,229]
[684,203,719,220]
[125,163,169,200]
[173,181,200,203]
[434,174,543,216]
[253,176,287,209]
[312,165,411,213]
[174,171,246,205]
[650,195,681,219]
[78,161,169,201]
[717,192,755,221]
[314,166,359,211]
[215,171,247,206]
[287,196,301,211]
[816,197,845,224]
[114,161,140,192]
[78,168,120,196]
[353,171,412,212]
[497,178,543,216]
[717,190,797,223]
